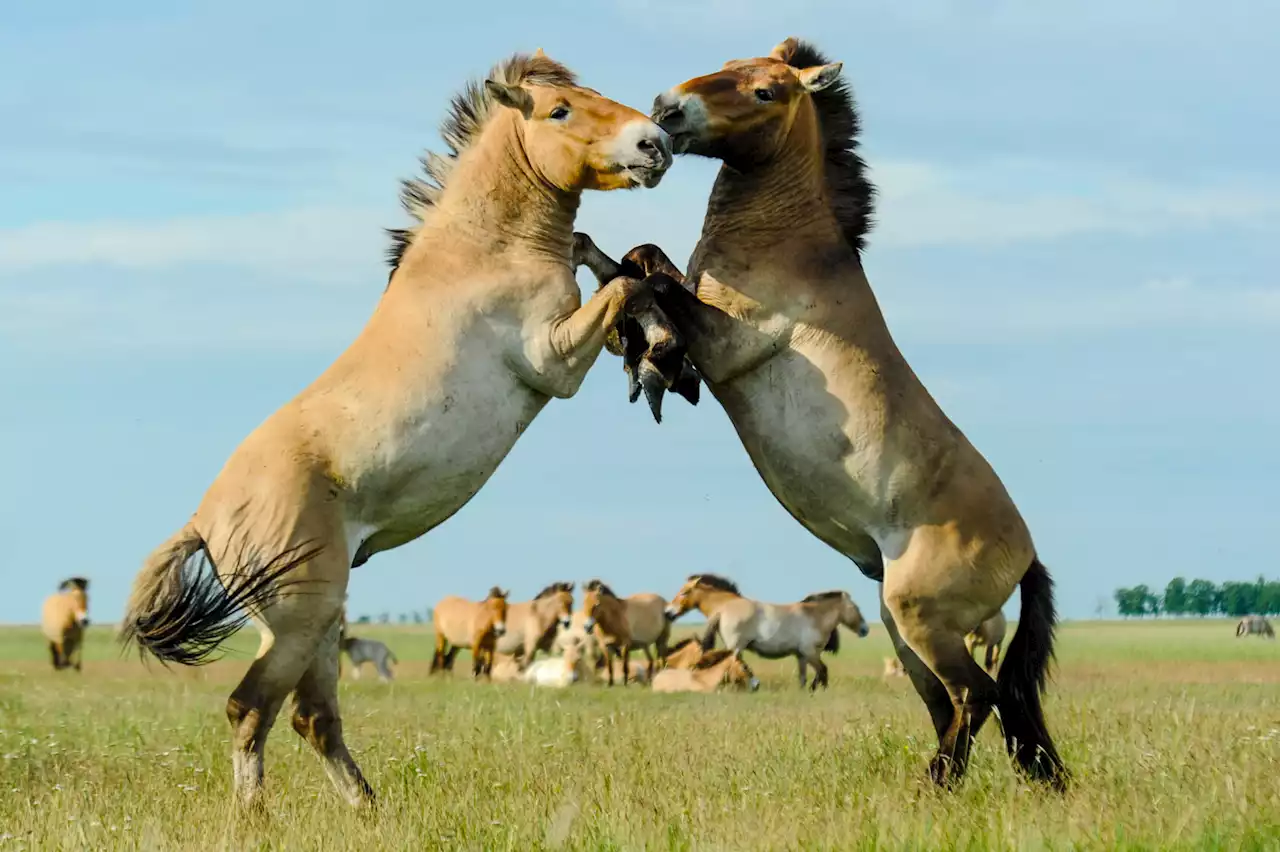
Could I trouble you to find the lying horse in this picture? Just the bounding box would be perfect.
[42,577,90,672]
[432,587,510,678]
[119,50,672,809]
[965,611,1008,673]
[1237,615,1275,638]
[578,37,1069,790]
[651,649,759,693]
[581,579,671,685]
[665,574,868,690]
[495,581,575,668]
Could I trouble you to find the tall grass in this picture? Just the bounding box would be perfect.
[1,620,1277,850]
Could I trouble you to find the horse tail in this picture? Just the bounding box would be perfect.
[119,521,317,666]
[823,629,840,654]
[996,557,1068,791]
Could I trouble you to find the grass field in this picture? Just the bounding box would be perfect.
[1,620,1278,850]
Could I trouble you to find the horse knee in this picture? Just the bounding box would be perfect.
[291,699,341,754]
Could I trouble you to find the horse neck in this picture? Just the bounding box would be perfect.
[530,596,562,624]
[404,113,580,275]
[699,104,842,256]
[697,590,738,617]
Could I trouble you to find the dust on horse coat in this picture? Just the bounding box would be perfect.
[651,649,759,693]
[965,611,1008,673]
[494,582,575,666]
[1237,615,1275,638]
[42,577,89,671]
[665,575,867,690]
[585,37,1067,790]
[340,637,397,682]
[118,52,672,810]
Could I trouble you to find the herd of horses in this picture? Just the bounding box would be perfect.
[94,37,1266,810]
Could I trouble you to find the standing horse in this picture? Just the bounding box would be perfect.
[577,37,1068,790]
[495,581,575,668]
[651,649,759,693]
[1236,615,1275,638]
[42,577,90,672]
[431,587,510,678]
[665,575,868,690]
[118,51,672,810]
[966,611,1008,673]
[580,579,671,685]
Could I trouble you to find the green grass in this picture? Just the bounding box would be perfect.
[1,620,1277,850]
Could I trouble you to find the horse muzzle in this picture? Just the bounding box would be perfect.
[493,623,507,637]
[583,618,596,632]
[748,677,760,692]
[663,607,679,622]
[857,624,869,638]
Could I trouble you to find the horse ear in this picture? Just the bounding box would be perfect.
[797,62,843,93]
[485,80,534,117]
[770,37,799,63]
[533,47,548,58]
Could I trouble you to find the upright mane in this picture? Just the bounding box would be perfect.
[584,579,618,598]
[691,649,735,669]
[689,574,740,595]
[59,577,89,592]
[801,590,846,604]
[534,581,574,600]
[385,52,579,277]
[774,40,876,256]
[486,586,508,600]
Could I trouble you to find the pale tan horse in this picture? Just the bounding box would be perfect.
[580,579,671,685]
[118,51,672,810]
[431,587,510,678]
[665,575,867,690]
[1236,615,1275,638]
[651,649,759,693]
[42,577,90,672]
[576,38,1068,790]
[494,581,575,667]
[883,657,907,678]
[965,611,1008,673]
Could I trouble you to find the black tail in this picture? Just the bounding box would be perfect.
[996,558,1068,791]
[823,629,839,654]
[120,522,319,667]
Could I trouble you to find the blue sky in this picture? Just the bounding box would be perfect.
[2,1,1277,625]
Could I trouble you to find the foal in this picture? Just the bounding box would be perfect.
[120,51,671,809]
[651,649,759,694]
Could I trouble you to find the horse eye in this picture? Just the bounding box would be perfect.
[754,88,774,102]
[549,106,570,120]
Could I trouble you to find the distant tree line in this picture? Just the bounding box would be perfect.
[352,609,432,625]
[1115,577,1280,618]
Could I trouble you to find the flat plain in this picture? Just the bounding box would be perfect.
[1,619,1277,851]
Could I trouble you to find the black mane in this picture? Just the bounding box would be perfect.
[689,574,740,595]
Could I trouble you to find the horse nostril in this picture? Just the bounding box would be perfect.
[638,138,657,154]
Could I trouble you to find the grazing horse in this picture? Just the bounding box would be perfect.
[495,581,575,668]
[965,611,1008,673]
[651,649,759,693]
[118,50,672,810]
[432,587,510,678]
[42,577,90,672]
[340,636,398,682]
[580,579,671,685]
[665,575,868,690]
[577,37,1068,790]
[1236,615,1275,638]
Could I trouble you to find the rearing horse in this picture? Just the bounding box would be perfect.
[577,38,1067,790]
[119,51,672,810]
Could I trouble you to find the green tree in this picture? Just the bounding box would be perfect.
[1115,587,1144,617]
[1139,586,1161,617]
[1163,577,1188,616]
[1261,581,1280,615]
[1219,581,1259,617]
[1186,579,1218,616]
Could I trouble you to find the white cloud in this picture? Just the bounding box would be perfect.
[870,160,1280,249]
[0,207,386,282]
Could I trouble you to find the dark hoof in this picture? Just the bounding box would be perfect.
[639,361,667,423]
[928,753,965,789]
[672,361,701,406]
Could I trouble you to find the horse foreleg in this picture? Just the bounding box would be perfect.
[290,620,374,807]
[48,642,64,670]
[796,655,807,689]
[985,643,1000,674]
[430,631,448,673]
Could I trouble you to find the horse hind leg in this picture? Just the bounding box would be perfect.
[881,590,996,788]
[290,620,374,807]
